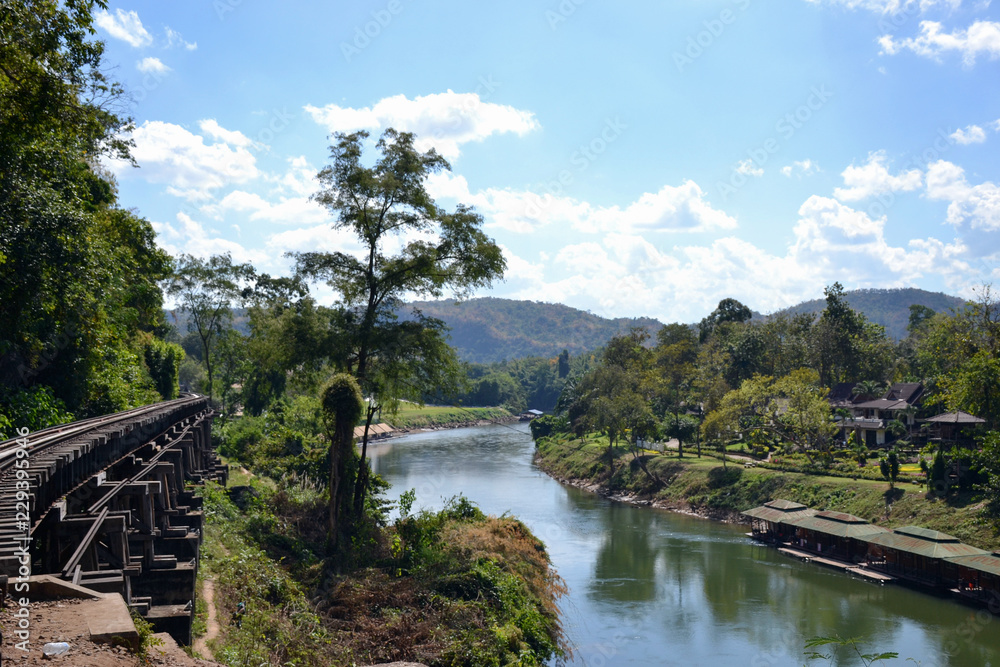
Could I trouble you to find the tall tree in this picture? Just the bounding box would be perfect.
[165,254,255,401]
[294,129,505,519]
[1,0,176,422]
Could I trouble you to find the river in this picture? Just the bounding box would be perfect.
[367,423,1000,666]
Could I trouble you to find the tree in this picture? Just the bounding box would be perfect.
[879,449,900,490]
[975,432,1000,523]
[294,129,505,519]
[699,297,752,343]
[557,349,571,379]
[164,254,255,402]
[0,1,179,421]
[320,374,364,550]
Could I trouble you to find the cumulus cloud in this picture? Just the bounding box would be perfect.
[950,125,987,144]
[736,159,764,177]
[136,57,170,75]
[164,27,197,50]
[95,9,152,48]
[109,120,258,198]
[153,212,268,266]
[925,160,1000,230]
[781,159,821,178]
[198,119,257,149]
[833,151,923,201]
[304,91,539,159]
[803,0,961,13]
[879,20,1000,65]
[426,173,737,235]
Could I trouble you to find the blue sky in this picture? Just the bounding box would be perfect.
[97,0,1000,322]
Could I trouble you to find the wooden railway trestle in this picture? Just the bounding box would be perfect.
[0,396,227,645]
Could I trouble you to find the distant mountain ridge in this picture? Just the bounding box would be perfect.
[165,289,968,363]
[770,288,966,340]
[406,289,967,363]
[404,298,663,363]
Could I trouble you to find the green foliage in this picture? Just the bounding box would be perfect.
[129,608,164,660]
[0,385,73,436]
[975,432,1000,522]
[804,635,899,665]
[530,414,570,441]
[142,336,184,400]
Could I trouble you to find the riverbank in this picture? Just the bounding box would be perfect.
[533,432,1000,552]
[384,405,514,430]
[193,466,565,667]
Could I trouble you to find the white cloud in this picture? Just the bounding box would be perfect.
[833,151,923,201]
[994,118,1000,131]
[879,20,1000,65]
[304,91,539,159]
[925,160,1000,230]
[136,57,170,75]
[804,0,961,13]
[426,172,736,235]
[209,190,328,225]
[950,125,987,144]
[781,159,821,178]
[153,212,268,266]
[109,121,258,197]
[164,27,197,50]
[198,119,257,149]
[95,9,152,48]
[736,159,764,177]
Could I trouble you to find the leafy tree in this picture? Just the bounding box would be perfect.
[320,374,364,550]
[557,349,570,379]
[164,254,256,401]
[699,297,752,343]
[975,432,1000,523]
[879,450,900,490]
[142,336,185,400]
[294,129,505,520]
[0,0,177,421]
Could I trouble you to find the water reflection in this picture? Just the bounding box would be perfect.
[369,425,1000,666]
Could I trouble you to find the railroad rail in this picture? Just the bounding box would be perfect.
[0,395,226,644]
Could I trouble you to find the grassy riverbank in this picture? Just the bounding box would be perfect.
[386,403,513,429]
[193,466,565,666]
[534,432,1000,552]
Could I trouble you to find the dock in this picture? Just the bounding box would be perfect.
[778,547,895,584]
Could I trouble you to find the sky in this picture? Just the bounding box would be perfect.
[95,0,1000,323]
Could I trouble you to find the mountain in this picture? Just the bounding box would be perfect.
[769,288,966,340]
[404,298,664,363]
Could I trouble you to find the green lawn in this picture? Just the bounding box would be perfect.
[384,403,512,429]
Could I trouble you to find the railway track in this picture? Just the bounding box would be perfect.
[0,394,225,644]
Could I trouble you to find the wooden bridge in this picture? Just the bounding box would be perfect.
[0,395,226,645]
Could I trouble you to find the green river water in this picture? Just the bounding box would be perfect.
[368,423,1000,666]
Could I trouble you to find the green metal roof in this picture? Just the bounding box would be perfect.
[741,499,817,523]
[859,531,988,559]
[893,526,961,543]
[945,553,1000,577]
[781,511,890,538]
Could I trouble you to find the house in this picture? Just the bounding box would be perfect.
[834,382,924,448]
[858,526,987,588]
[742,499,817,542]
[782,510,890,562]
[945,552,1000,603]
[922,411,986,448]
[519,409,545,421]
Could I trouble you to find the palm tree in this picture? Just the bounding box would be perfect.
[852,380,885,402]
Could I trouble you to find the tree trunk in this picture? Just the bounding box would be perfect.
[352,404,377,520]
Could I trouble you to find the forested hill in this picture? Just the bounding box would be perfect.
[403,298,664,363]
[770,288,966,339]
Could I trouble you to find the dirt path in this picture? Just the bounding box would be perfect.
[193,577,221,660]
